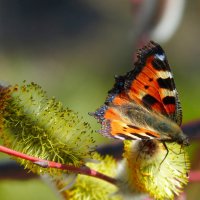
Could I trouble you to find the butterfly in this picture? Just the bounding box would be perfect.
[90,41,189,147]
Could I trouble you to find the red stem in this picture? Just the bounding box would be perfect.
[1,145,200,184]
[189,171,200,182]
[0,145,117,185]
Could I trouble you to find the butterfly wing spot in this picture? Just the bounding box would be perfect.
[160,89,176,98]
[149,78,153,82]
[142,94,158,106]
[141,94,166,114]
[163,96,176,105]
[127,124,140,130]
[157,71,173,79]
[151,54,169,71]
[114,134,126,140]
[115,133,136,140]
[157,77,174,91]
[145,132,158,138]
[131,132,149,140]
[155,53,165,61]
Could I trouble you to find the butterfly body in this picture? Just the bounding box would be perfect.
[91,41,189,147]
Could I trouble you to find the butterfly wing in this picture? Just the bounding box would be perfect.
[93,104,162,141]
[124,41,182,125]
[91,41,182,140]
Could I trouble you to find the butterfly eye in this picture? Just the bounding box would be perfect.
[181,136,189,146]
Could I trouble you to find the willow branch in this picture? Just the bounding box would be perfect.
[189,171,200,183]
[0,145,117,185]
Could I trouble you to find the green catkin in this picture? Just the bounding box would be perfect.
[0,82,95,175]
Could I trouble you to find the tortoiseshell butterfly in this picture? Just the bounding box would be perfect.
[91,41,189,147]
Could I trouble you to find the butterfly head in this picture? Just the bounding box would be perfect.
[180,135,189,146]
[176,132,189,147]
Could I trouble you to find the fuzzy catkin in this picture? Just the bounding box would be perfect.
[0,82,95,175]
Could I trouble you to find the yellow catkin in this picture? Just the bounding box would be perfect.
[117,140,190,200]
[0,82,95,175]
[59,153,122,200]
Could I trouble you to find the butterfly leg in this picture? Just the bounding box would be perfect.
[159,142,169,169]
[165,145,182,155]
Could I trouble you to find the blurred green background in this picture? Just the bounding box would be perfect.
[0,0,199,199]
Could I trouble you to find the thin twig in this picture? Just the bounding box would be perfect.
[0,145,117,185]
[189,171,200,183]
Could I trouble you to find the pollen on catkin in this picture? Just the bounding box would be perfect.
[117,140,190,200]
[0,82,95,175]
[58,153,122,200]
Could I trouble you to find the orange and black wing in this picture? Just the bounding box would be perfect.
[124,41,182,125]
[91,41,182,140]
